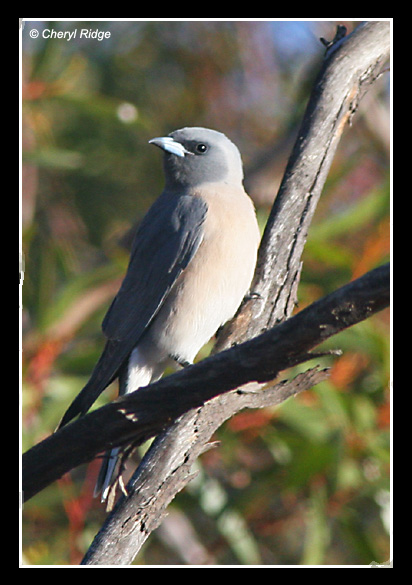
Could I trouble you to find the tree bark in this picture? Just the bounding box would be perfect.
[22,263,389,504]
[215,21,390,350]
[81,21,390,565]
[81,368,330,565]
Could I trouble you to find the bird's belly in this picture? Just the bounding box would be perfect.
[146,231,257,363]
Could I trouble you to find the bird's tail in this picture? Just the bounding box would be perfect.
[94,447,123,502]
[56,339,128,430]
[94,346,167,506]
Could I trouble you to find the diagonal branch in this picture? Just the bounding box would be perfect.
[23,263,389,503]
[215,21,390,350]
[79,262,389,565]
[80,22,390,565]
[81,367,331,565]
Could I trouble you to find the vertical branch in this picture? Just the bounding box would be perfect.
[215,21,390,351]
[81,22,390,565]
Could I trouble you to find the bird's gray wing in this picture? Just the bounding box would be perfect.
[57,193,207,428]
[102,193,206,341]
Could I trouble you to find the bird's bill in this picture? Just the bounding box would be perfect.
[149,136,193,158]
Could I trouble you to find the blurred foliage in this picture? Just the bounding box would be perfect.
[21,20,390,566]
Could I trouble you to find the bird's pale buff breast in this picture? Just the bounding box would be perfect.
[147,183,260,362]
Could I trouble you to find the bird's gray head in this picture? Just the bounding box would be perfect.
[149,127,244,191]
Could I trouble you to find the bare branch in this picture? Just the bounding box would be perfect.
[215,21,390,350]
[81,367,330,565]
[80,261,389,565]
[23,263,389,504]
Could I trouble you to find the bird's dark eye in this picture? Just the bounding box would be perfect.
[195,143,208,154]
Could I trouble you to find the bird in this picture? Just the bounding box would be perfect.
[57,127,260,503]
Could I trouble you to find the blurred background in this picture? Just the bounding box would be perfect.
[21,20,390,566]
